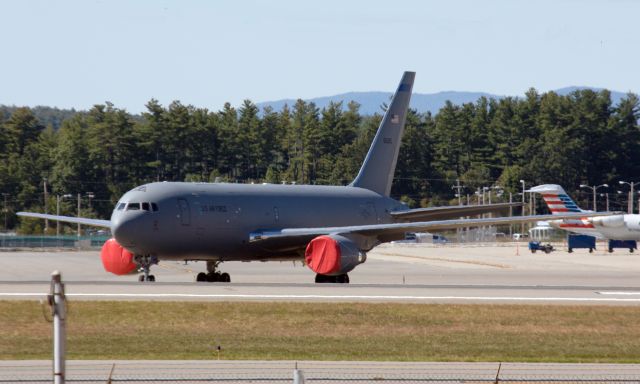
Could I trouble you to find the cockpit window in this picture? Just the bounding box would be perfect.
[141,202,150,211]
[117,203,126,211]
[127,203,140,211]
[151,203,159,212]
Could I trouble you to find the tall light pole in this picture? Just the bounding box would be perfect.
[619,181,639,214]
[580,184,608,212]
[77,193,81,237]
[86,192,95,211]
[601,193,610,212]
[520,179,525,235]
[43,178,49,233]
[56,194,73,237]
[452,180,463,206]
[2,193,8,231]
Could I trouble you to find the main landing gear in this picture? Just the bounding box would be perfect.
[136,255,158,282]
[315,274,350,284]
[196,261,231,283]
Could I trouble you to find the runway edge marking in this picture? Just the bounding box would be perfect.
[3,292,640,302]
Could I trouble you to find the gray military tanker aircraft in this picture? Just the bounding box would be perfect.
[19,72,611,283]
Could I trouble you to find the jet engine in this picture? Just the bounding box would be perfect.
[100,238,138,275]
[304,234,366,276]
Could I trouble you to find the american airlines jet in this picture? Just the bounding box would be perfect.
[530,184,637,242]
[18,73,610,283]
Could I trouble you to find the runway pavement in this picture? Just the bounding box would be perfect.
[2,243,640,304]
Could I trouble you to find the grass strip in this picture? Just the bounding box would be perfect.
[1,301,640,362]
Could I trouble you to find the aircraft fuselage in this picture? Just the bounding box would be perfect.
[111,182,405,261]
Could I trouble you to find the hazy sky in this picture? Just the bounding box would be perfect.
[1,0,638,113]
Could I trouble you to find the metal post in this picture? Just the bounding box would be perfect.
[50,271,66,384]
[632,183,636,214]
[56,196,61,237]
[293,366,305,384]
[605,193,610,212]
[520,180,525,235]
[76,193,81,237]
[509,192,513,237]
[2,194,7,231]
[452,179,463,206]
[44,178,49,232]
[593,187,597,212]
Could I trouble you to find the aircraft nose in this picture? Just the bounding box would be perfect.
[112,214,139,247]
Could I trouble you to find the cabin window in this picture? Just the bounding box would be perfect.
[151,203,159,212]
[127,203,140,211]
[141,202,150,211]
[117,203,126,211]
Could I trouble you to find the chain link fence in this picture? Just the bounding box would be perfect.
[2,361,640,384]
[0,235,109,249]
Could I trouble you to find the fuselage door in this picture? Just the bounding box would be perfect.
[177,198,190,226]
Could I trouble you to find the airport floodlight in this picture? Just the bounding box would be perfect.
[580,184,609,212]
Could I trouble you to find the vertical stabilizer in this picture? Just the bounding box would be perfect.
[528,184,587,214]
[350,71,415,196]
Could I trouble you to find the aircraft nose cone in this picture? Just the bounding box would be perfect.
[112,215,139,247]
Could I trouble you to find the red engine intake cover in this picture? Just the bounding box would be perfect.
[305,235,341,275]
[100,238,137,275]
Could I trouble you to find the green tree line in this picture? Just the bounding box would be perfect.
[1,88,639,233]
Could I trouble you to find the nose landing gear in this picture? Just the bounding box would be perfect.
[136,255,158,282]
[196,261,231,283]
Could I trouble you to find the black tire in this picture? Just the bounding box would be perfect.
[220,273,231,283]
[315,274,328,283]
[568,248,573,253]
[631,248,635,253]
[207,272,220,282]
[531,250,536,254]
[147,275,155,282]
[544,248,551,254]
[609,249,614,253]
[138,275,145,282]
[589,248,594,253]
[196,272,207,282]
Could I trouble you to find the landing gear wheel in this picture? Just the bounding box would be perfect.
[196,272,208,282]
[336,274,350,284]
[315,274,349,284]
[207,272,220,282]
[203,261,231,283]
[136,254,158,282]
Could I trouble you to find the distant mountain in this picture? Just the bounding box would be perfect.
[257,87,632,115]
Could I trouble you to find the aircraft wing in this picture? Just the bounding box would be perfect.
[17,212,112,228]
[390,202,523,222]
[249,212,616,249]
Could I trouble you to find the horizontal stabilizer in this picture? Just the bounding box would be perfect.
[17,212,112,228]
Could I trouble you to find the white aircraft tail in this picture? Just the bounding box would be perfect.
[527,184,587,214]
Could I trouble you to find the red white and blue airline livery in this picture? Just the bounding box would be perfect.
[529,184,640,240]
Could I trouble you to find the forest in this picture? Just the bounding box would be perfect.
[1,87,639,233]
